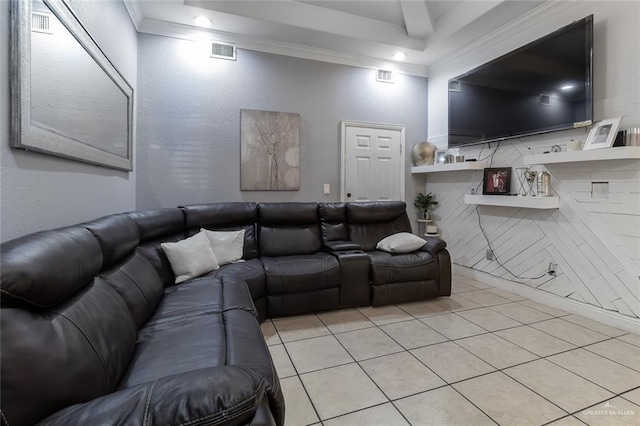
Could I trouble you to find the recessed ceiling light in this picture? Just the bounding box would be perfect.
[560,84,575,91]
[393,52,406,61]
[194,16,211,27]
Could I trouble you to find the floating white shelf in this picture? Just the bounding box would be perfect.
[465,195,560,209]
[523,146,640,165]
[411,161,487,174]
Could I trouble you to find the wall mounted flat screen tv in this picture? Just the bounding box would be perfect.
[448,15,593,148]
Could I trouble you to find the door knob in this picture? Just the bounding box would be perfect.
[347,192,352,198]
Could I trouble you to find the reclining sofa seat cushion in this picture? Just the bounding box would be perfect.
[83,213,166,330]
[117,269,283,425]
[259,202,341,316]
[0,226,138,426]
[123,208,285,424]
[345,201,443,305]
[180,202,267,321]
[318,203,371,307]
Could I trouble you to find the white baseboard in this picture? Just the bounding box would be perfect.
[453,265,640,335]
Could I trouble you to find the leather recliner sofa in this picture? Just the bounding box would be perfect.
[0,201,450,426]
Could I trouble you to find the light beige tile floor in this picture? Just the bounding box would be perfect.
[261,278,640,425]
[456,307,522,331]
[335,327,404,361]
[285,335,353,373]
[530,318,610,346]
[489,302,553,323]
[418,312,486,340]
[496,325,576,357]
[379,319,447,350]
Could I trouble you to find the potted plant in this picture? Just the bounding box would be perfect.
[414,192,438,220]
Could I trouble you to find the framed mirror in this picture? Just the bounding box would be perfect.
[10,0,134,171]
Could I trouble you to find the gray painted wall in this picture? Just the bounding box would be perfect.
[136,34,428,220]
[0,0,137,242]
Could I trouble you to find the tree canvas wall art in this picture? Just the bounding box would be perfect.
[240,109,300,191]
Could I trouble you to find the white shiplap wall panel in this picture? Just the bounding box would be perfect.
[486,228,543,276]
[538,273,573,297]
[595,213,640,238]
[567,213,625,274]
[555,179,640,312]
[505,243,549,277]
[613,298,636,318]
[547,209,585,248]
[569,293,587,303]
[426,140,640,318]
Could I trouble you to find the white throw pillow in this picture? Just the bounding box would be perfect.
[161,231,219,284]
[376,232,426,253]
[201,228,245,266]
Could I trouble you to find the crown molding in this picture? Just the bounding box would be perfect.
[427,0,583,74]
[122,0,143,31]
[136,18,429,78]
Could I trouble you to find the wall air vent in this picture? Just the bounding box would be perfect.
[210,42,236,61]
[448,80,460,92]
[32,12,52,34]
[376,69,394,83]
[540,93,551,106]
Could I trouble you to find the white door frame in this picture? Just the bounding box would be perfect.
[340,120,406,202]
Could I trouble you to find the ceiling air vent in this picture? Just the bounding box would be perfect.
[210,42,236,61]
[376,69,394,83]
[448,80,460,92]
[32,12,52,34]
[540,93,551,106]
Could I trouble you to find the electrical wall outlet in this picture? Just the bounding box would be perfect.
[486,249,494,261]
[548,262,557,276]
[323,184,330,195]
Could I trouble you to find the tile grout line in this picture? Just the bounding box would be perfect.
[313,311,410,424]
[266,281,639,425]
[580,341,640,374]
[271,317,325,425]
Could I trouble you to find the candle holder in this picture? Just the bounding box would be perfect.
[516,167,529,196]
[525,170,538,196]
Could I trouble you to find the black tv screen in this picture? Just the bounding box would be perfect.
[448,16,593,148]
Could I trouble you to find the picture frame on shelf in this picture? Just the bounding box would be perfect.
[482,167,511,195]
[583,117,622,150]
[436,150,446,164]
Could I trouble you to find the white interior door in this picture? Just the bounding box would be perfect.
[341,121,405,202]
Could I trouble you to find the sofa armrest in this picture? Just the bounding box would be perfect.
[420,236,447,255]
[38,366,267,426]
[324,240,362,252]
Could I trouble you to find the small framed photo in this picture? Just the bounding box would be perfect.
[483,167,511,195]
[583,117,622,150]
[436,150,446,164]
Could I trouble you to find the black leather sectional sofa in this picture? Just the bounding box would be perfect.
[0,201,451,426]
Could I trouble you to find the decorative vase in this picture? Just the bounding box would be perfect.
[411,142,437,166]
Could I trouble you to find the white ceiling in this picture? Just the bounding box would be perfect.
[125,0,546,75]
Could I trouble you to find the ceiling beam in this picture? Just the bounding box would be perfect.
[185,0,425,50]
[400,0,433,39]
